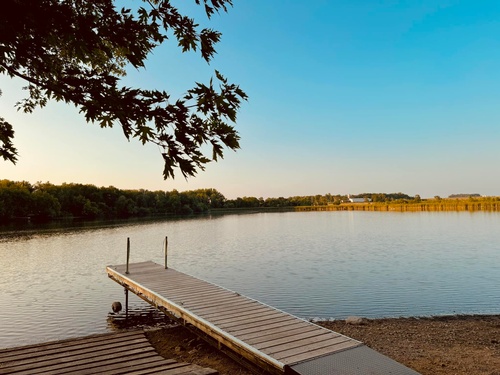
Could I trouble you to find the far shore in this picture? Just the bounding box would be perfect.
[295,200,500,212]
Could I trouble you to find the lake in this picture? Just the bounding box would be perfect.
[1,211,499,349]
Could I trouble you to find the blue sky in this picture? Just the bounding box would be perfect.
[1,0,500,198]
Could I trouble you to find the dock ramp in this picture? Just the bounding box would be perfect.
[107,261,420,375]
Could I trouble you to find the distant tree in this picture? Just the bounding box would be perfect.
[265,197,289,207]
[228,196,260,208]
[386,192,413,201]
[0,0,246,179]
[165,189,182,213]
[31,190,61,218]
[288,196,311,206]
[82,200,100,218]
[370,193,386,202]
[116,195,137,217]
[207,188,226,208]
[449,193,481,198]
[0,180,32,220]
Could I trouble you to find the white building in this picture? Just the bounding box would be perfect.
[347,194,366,203]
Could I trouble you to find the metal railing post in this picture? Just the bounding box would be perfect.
[124,287,129,320]
[164,236,168,269]
[126,237,130,274]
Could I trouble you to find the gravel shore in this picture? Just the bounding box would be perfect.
[319,315,500,375]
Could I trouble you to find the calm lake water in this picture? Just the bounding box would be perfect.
[1,211,499,349]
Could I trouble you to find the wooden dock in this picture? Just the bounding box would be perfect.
[0,330,217,375]
[107,261,420,375]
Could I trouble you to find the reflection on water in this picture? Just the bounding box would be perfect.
[1,211,500,349]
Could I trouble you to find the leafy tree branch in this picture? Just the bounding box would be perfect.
[0,0,247,178]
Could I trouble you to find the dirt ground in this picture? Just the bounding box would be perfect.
[145,315,500,375]
[145,326,255,375]
[320,315,500,375]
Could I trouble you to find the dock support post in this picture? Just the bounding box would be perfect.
[126,237,130,274]
[164,236,168,269]
[124,287,129,320]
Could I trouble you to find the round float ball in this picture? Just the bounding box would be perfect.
[111,301,122,313]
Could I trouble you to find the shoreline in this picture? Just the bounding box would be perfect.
[147,314,500,375]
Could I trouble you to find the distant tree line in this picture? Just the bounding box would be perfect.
[224,194,341,208]
[224,192,418,208]
[448,193,481,198]
[351,192,414,203]
[0,179,423,224]
[0,180,226,223]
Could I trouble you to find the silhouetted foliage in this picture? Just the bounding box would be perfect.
[0,0,246,179]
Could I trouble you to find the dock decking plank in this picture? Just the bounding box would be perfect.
[181,296,252,310]
[189,300,262,316]
[211,309,286,326]
[244,325,321,345]
[201,304,274,321]
[69,358,184,375]
[267,335,352,358]
[144,280,220,292]
[252,329,333,350]
[0,331,143,360]
[0,332,148,364]
[226,318,305,337]
[0,339,152,367]
[154,287,236,300]
[279,339,358,365]
[61,357,174,375]
[219,315,297,332]
[5,345,157,374]
[180,294,247,308]
[0,331,218,375]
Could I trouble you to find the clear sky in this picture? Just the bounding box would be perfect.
[2,0,500,199]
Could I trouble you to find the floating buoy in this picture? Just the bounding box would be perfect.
[111,301,122,313]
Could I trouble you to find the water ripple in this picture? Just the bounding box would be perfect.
[1,211,500,348]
